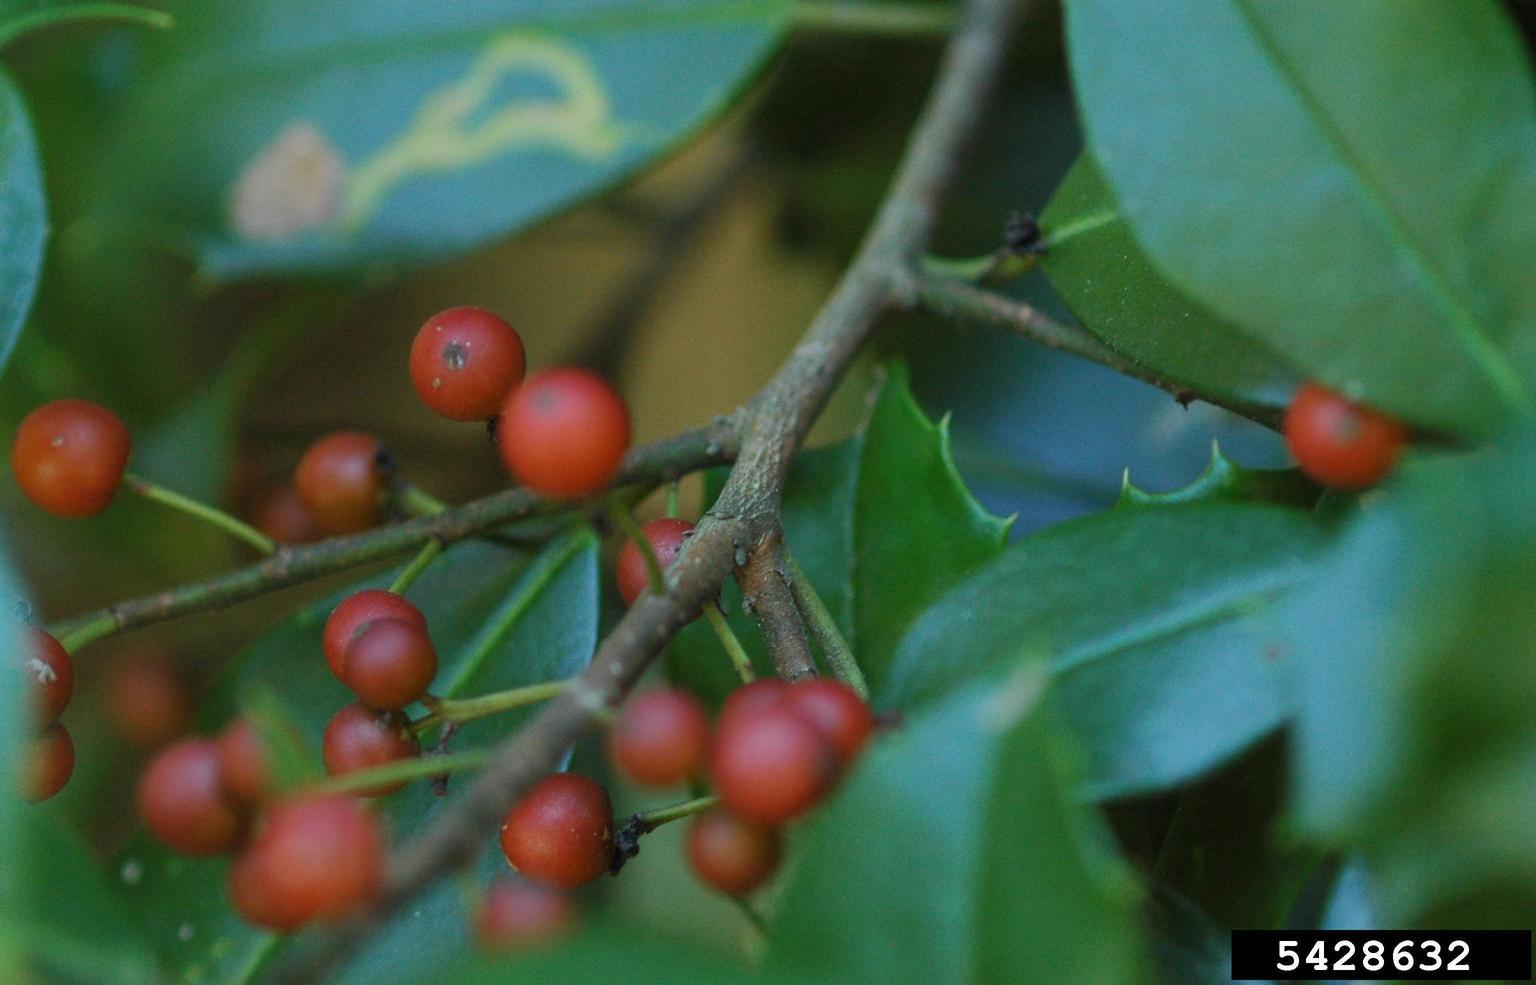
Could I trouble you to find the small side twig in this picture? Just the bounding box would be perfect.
[737,532,816,682]
[782,546,867,698]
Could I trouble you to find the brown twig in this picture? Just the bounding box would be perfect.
[270,0,1022,979]
[738,531,816,681]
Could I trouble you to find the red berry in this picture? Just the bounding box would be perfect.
[136,739,247,855]
[322,704,419,798]
[228,793,383,930]
[782,679,874,767]
[1283,382,1407,490]
[719,679,789,724]
[342,618,437,710]
[252,484,324,545]
[499,774,614,889]
[608,687,709,788]
[22,628,73,728]
[475,879,578,952]
[410,307,526,422]
[323,589,427,681]
[710,704,835,824]
[216,719,271,807]
[497,368,630,499]
[18,723,74,803]
[686,809,781,897]
[103,648,190,748]
[615,518,695,606]
[10,399,132,517]
[294,432,385,535]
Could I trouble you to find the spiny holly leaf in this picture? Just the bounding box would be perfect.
[0,67,45,376]
[1039,153,1296,412]
[116,529,599,985]
[883,503,1328,798]
[1066,0,1536,437]
[768,668,1145,985]
[91,0,792,279]
[667,364,1009,704]
[1118,443,1318,510]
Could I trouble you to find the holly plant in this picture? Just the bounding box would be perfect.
[1,1,1534,984]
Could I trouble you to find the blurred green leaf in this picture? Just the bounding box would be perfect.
[0,67,44,375]
[1039,154,1296,411]
[95,0,791,279]
[116,529,599,984]
[768,669,1145,985]
[442,933,817,985]
[884,503,1327,798]
[1065,0,1536,437]
[0,2,172,46]
[667,365,1008,704]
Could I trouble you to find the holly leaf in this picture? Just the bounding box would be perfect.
[1118,442,1317,511]
[116,529,599,985]
[1065,0,1536,437]
[440,933,824,985]
[883,502,1327,798]
[1039,153,1296,411]
[767,668,1145,985]
[667,364,1009,704]
[93,0,791,279]
[0,68,45,375]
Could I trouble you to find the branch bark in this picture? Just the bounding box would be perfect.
[272,0,1022,978]
[738,531,816,681]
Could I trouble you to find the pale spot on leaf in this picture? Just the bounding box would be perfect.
[229,122,345,242]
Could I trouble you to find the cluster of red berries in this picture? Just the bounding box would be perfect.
[17,628,75,802]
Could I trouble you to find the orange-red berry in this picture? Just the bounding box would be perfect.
[608,686,710,788]
[322,589,427,682]
[136,739,247,855]
[615,518,695,607]
[500,774,614,889]
[475,879,578,952]
[252,484,324,545]
[228,793,383,930]
[322,704,419,798]
[497,368,630,499]
[19,723,74,803]
[782,679,874,767]
[10,398,132,517]
[102,648,190,748]
[410,307,526,422]
[719,679,789,723]
[710,704,835,824]
[1283,382,1407,490]
[342,617,437,710]
[294,432,385,535]
[22,628,73,728]
[686,808,782,897]
[216,719,271,807]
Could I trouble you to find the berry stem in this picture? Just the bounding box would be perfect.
[634,795,717,831]
[56,612,118,654]
[665,481,681,519]
[388,538,444,595]
[704,605,756,684]
[921,249,1035,284]
[782,548,868,699]
[410,680,572,735]
[317,749,493,795]
[395,482,449,518]
[122,472,278,555]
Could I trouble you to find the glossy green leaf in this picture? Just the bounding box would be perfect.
[768,670,1144,985]
[442,933,819,985]
[1039,154,1296,410]
[667,365,1009,704]
[0,68,44,374]
[1065,0,1536,436]
[884,503,1326,798]
[0,2,172,46]
[117,529,599,985]
[1118,442,1317,510]
[98,0,790,279]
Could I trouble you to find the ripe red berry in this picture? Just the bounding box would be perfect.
[719,678,789,723]
[252,484,324,545]
[102,649,190,748]
[608,687,709,788]
[293,432,385,535]
[322,704,419,798]
[342,618,437,710]
[686,809,782,897]
[475,879,578,952]
[1283,382,1408,490]
[18,723,74,803]
[216,719,271,807]
[410,307,527,422]
[22,628,73,728]
[322,589,427,681]
[136,739,247,855]
[710,704,835,824]
[10,398,132,517]
[782,679,874,767]
[497,368,630,499]
[615,518,695,606]
[228,793,383,930]
[500,774,614,889]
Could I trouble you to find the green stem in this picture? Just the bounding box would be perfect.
[122,471,277,555]
[317,750,493,795]
[388,539,444,595]
[410,680,571,735]
[396,483,449,518]
[922,250,1036,284]
[666,481,681,519]
[792,0,953,37]
[704,605,756,684]
[635,795,718,831]
[610,500,666,593]
[57,613,118,654]
[782,548,867,699]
